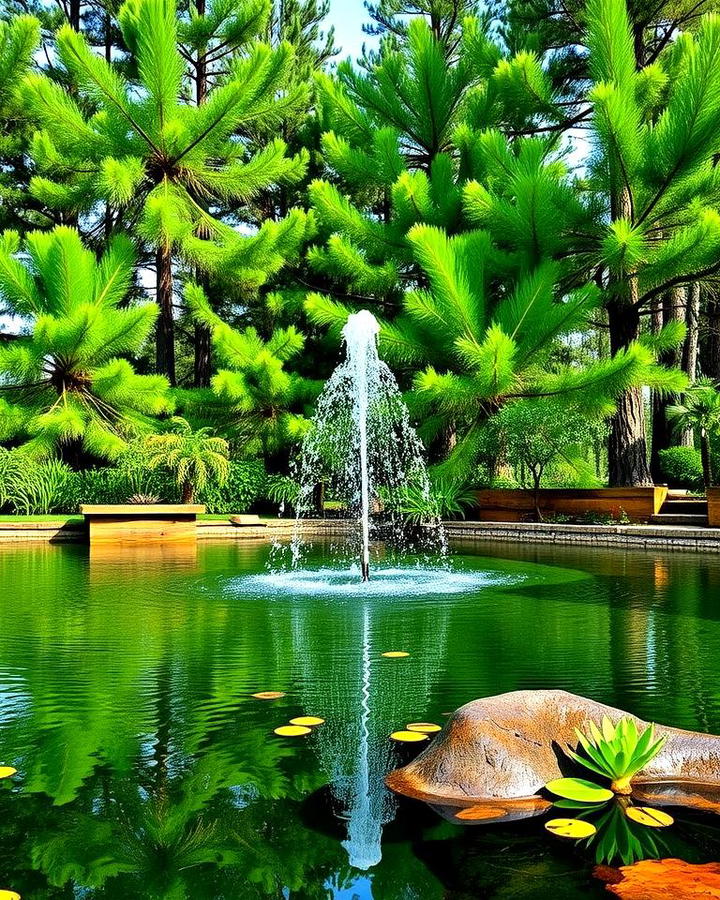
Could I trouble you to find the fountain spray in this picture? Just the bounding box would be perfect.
[291,310,440,581]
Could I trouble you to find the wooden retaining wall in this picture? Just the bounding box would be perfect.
[709,488,720,528]
[472,487,668,524]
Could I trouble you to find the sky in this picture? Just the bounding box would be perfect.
[326,0,373,61]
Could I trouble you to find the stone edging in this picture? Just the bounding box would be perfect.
[1,518,719,552]
[443,520,720,552]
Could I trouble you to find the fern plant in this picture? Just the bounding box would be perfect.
[144,417,230,503]
[568,717,667,795]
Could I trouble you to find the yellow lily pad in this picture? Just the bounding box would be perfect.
[625,806,674,828]
[0,891,21,900]
[544,818,597,839]
[382,651,410,658]
[290,716,325,727]
[252,691,286,700]
[274,725,311,737]
[0,767,17,780]
[390,730,429,742]
[407,723,441,733]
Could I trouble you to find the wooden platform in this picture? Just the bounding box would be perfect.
[473,487,668,524]
[80,504,206,544]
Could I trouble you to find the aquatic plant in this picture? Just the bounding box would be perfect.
[568,717,667,794]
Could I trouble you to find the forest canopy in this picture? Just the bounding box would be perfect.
[2,0,720,512]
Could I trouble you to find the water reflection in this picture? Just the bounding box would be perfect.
[0,540,719,897]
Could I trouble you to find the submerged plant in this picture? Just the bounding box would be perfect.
[568,717,667,795]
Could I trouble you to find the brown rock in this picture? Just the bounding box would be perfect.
[386,690,720,811]
[595,858,720,898]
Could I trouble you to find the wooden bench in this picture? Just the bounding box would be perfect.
[80,504,205,544]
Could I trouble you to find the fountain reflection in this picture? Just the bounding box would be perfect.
[288,590,451,870]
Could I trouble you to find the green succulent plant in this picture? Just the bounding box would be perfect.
[568,717,667,795]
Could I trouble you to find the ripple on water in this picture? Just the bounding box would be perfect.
[225,565,520,598]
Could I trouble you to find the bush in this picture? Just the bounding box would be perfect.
[0,451,76,514]
[0,445,266,515]
[195,460,266,513]
[658,446,704,490]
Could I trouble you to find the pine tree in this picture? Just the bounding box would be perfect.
[20,0,310,386]
[580,0,720,483]
[0,226,172,461]
[364,0,480,58]
[185,283,317,468]
[0,14,41,232]
[308,219,679,481]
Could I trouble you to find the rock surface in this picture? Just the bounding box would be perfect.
[386,690,720,809]
[595,859,720,898]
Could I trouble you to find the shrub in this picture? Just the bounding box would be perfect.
[264,475,300,514]
[0,451,76,514]
[196,460,266,513]
[658,446,704,491]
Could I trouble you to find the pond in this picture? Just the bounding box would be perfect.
[1,538,720,898]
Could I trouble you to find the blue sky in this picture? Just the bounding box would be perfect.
[326,0,373,61]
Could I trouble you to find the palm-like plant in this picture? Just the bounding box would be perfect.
[308,224,682,481]
[187,283,317,464]
[667,379,720,489]
[21,0,309,384]
[0,226,172,460]
[145,416,229,502]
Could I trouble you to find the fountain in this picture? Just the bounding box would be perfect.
[291,309,442,579]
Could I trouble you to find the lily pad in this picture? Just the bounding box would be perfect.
[390,730,429,743]
[552,798,607,810]
[625,806,674,828]
[289,716,324,726]
[545,778,614,803]
[274,725,311,737]
[0,767,17,780]
[407,723,442,733]
[544,817,597,839]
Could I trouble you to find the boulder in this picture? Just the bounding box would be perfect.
[595,859,720,898]
[386,690,720,820]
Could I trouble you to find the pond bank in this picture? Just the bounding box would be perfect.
[1,516,720,552]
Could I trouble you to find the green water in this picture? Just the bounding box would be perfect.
[1,539,720,898]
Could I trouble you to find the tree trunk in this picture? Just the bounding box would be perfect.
[156,244,176,386]
[69,0,81,29]
[312,482,325,518]
[607,298,653,486]
[702,295,720,381]
[192,27,213,389]
[182,481,194,503]
[684,283,701,382]
[701,430,714,490]
[681,282,701,447]
[194,321,212,387]
[650,287,686,481]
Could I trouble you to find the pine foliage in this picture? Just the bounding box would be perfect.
[0,227,172,459]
